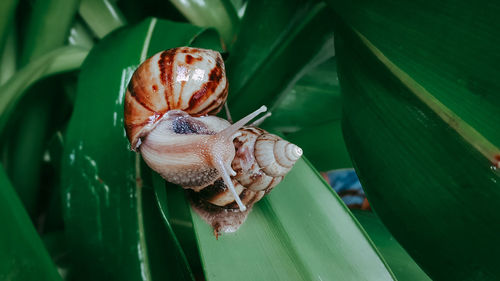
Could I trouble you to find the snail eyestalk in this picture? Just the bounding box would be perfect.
[218,105,267,140]
[251,112,272,126]
[214,159,247,211]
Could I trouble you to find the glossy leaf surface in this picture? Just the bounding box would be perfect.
[79,0,126,38]
[169,0,240,49]
[171,159,395,280]
[0,0,18,55]
[20,0,80,66]
[263,57,351,171]
[61,18,218,281]
[0,46,88,130]
[286,121,352,171]
[329,1,500,279]
[226,0,334,120]
[353,210,431,281]
[0,165,61,281]
[265,57,339,132]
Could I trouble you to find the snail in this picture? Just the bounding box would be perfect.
[197,126,303,208]
[190,126,302,236]
[123,47,302,235]
[125,46,267,211]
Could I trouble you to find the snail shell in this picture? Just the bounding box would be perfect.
[198,126,303,209]
[124,47,228,150]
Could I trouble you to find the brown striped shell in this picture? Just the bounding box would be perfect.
[124,47,228,150]
[197,126,302,210]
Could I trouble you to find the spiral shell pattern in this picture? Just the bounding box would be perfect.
[198,126,302,209]
[124,47,228,149]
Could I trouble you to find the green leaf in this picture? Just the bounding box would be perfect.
[169,0,240,49]
[79,0,126,38]
[228,0,247,18]
[0,164,62,281]
[167,159,395,280]
[1,80,71,217]
[61,18,219,281]
[0,0,18,54]
[0,47,86,215]
[353,210,431,281]
[67,19,95,49]
[264,57,340,133]
[286,121,352,171]
[150,3,395,277]
[226,0,334,120]
[263,56,351,171]
[0,24,17,85]
[328,1,500,279]
[0,46,87,135]
[19,0,81,66]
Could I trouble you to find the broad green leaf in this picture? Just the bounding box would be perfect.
[353,210,431,281]
[79,0,126,38]
[61,18,220,281]
[328,1,500,280]
[166,159,395,280]
[265,57,339,133]
[19,0,80,66]
[226,0,334,120]
[169,0,240,49]
[0,164,62,281]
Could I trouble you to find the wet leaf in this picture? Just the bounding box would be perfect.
[353,210,431,281]
[226,0,334,120]
[0,164,62,281]
[328,1,500,279]
[61,18,220,280]
[167,159,395,280]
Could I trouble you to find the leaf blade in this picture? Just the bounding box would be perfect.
[0,164,62,281]
[329,3,500,279]
[61,18,220,280]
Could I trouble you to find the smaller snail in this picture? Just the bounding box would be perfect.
[191,126,303,235]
